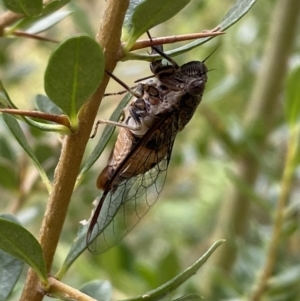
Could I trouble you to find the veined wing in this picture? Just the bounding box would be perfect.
[87,111,177,253]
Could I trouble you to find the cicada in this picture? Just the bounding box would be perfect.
[87,48,208,253]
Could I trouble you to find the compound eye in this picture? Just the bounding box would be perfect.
[187,79,205,95]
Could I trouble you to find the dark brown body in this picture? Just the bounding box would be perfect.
[87,54,209,252]
[96,65,207,192]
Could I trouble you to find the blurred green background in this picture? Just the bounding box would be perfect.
[0,0,300,300]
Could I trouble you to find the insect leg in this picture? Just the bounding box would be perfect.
[103,85,138,97]
[90,119,142,138]
[146,31,179,70]
[106,71,142,98]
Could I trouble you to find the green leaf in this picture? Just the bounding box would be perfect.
[124,0,191,51]
[25,10,71,34]
[285,66,300,126]
[3,0,42,16]
[0,247,24,301]
[220,0,257,30]
[34,94,63,115]
[0,215,24,301]
[123,0,145,29]
[125,240,224,301]
[2,114,52,192]
[76,93,132,188]
[80,280,112,301]
[123,0,257,61]
[44,35,104,126]
[0,218,48,284]
[8,0,70,33]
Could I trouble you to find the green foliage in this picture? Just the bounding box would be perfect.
[0,215,23,301]
[34,94,63,115]
[0,248,23,301]
[44,35,105,127]
[2,1,300,301]
[3,0,42,16]
[123,0,257,60]
[2,114,52,192]
[0,216,47,285]
[123,241,224,301]
[8,0,70,34]
[123,0,191,50]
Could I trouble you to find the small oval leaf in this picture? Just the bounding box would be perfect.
[0,218,48,284]
[125,0,191,50]
[3,0,43,16]
[124,240,224,301]
[44,35,104,124]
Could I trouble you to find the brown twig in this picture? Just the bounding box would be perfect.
[12,30,59,43]
[19,0,129,300]
[46,277,98,301]
[128,30,224,51]
[0,108,70,127]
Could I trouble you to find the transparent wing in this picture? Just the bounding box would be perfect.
[87,115,177,253]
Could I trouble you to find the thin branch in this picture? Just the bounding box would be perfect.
[19,0,130,300]
[199,0,300,297]
[128,30,224,51]
[249,125,300,300]
[0,109,70,127]
[12,30,59,43]
[46,277,98,301]
[246,0,300,300]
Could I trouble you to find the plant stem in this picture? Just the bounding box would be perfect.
[128,30,224,51]
[249,124,300,300]
[246,0,300,298]
[199,0,300,296]
[47,277,98,301]
[19,0,129,300]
